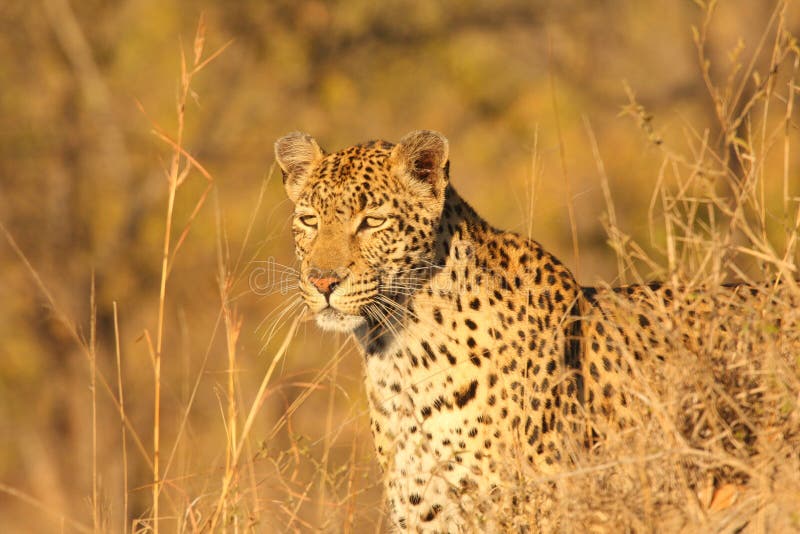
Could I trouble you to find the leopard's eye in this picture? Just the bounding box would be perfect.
[297,214,318,229]
[359,216,387,231]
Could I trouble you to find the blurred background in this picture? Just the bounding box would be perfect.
[1,0,798,531]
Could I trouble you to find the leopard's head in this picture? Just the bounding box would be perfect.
[275,130,450,332]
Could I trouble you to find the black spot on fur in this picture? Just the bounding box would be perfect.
[454,380,479,408]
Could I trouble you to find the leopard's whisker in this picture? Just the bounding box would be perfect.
[254,294,303,334]
[258,296,305,348]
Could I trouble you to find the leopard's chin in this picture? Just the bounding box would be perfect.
[315,307,366,332]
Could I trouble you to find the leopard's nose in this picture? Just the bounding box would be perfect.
[308,272,342,297]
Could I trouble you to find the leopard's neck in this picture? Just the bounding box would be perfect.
[355,184,493,355]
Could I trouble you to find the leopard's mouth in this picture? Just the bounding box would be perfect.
[314,306,367,332]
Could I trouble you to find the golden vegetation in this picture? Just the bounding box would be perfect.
[1,0,799,532]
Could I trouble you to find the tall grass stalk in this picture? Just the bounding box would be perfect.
[113,301,129,534]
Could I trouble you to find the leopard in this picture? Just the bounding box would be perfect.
[274,130,795,532]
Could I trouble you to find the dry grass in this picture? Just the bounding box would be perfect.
[1,3,799,533]
[543,282,800,532]
[538,3,800,530]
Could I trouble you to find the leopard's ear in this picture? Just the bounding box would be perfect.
[390,130,449,198]
[274,132,325,202]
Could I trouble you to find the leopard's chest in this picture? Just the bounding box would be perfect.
[363,293,486,465]
[362,271,519,495]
